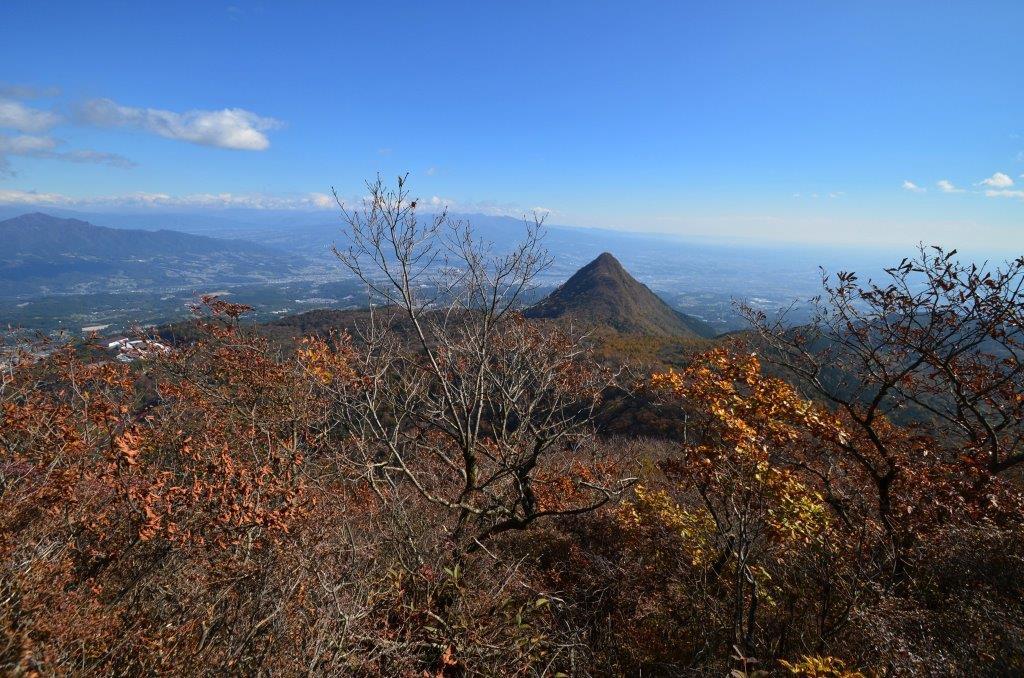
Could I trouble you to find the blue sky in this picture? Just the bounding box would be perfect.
[1,1,1022,248]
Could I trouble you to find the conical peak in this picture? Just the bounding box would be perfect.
[589,251,623,269]
[526,251,713,338]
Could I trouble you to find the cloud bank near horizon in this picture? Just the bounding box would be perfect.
[0,187,553,219]
[0,188,333,211]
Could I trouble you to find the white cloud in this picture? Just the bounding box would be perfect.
[984,189,1024,200]
[310,193,333,208]
[0,188,74,204]
[0,188,334,210]
[333,192,554,219]
[425,166,438,176]
[793,191,844,199]
[424,196,556,218]
[936,179,964,193]
[58,149,137,167]
[980,172,1014,188]
[902,180,925,193]
[80,98,282,151]
[0,134,57,154]
[0,133,135,176]
[0,187,550,217]
[124,192,329,208]
[0,98,61,132]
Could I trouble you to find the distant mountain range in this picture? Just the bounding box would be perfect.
[0,213,299,298]
[0,208,905,336]
[526,252,715,338]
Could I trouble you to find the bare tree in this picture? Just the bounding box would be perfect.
[330,175,631,553]
[743,245,1024,540]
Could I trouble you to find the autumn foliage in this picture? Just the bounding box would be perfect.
[0,298,630,675]
[3,191,1024,675]
[636,346,1024,673]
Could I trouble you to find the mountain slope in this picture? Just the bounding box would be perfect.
[525,252,715,338]
[0,212,298,298]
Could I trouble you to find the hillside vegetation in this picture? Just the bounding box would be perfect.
[3,179,1024,676]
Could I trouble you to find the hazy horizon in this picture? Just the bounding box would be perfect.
[2,202,1011,262]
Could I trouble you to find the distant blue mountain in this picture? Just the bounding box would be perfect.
[0,212,300,298]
